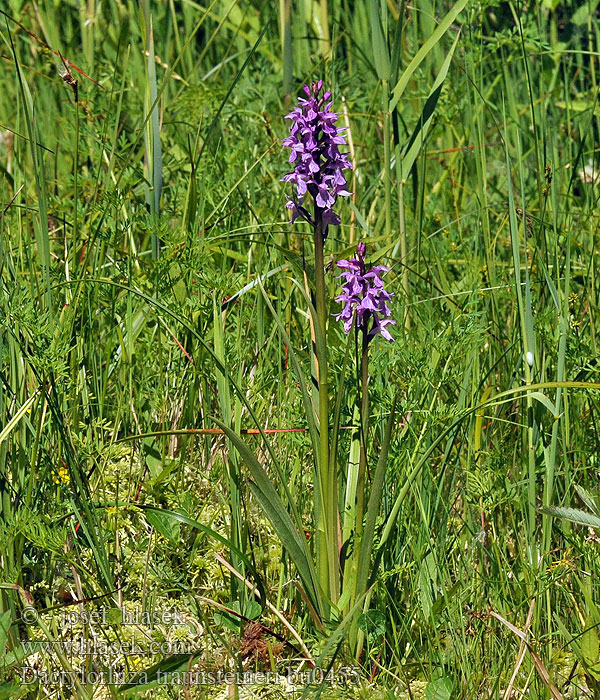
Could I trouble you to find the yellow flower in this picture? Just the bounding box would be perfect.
[51,466,70,485]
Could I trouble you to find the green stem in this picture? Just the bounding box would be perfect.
[398,179,409,330]
[348,321,369,653]
[391,104,410,329]
[320,0,331,59]
[280,0,293,97]
[73,93,80,280]
[382,80,392,239]
[313,209,338,608]
[348,320,369,648]
[355,322,369,543]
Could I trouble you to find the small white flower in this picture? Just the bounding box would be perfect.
[577,161,599,184]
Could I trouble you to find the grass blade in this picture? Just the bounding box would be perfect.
[214,419,323,616]
[389,0,468,111]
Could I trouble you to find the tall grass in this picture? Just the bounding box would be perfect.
[1,1,600,698]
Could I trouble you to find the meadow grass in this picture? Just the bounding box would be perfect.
[1,0,600,698]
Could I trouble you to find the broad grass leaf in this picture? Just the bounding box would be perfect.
[0,611,11,660]
[539,506,600,529]
[389,0,468,111]
[214,420,322,616]
[145,508,180,541]
[138,506,266,608]
[582,616,600,680]
[397,35,459,178]
[369,0,391,81]
[425,677,453,700]
[119,653,201,694]
[575,486,600,517]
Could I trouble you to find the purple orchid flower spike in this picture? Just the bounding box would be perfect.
[281,81,352,239]
[335,243,396,342]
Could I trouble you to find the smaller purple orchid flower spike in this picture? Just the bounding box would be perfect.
[335,243,395,342]
[281,81,352,239]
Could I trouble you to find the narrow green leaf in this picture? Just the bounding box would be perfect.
[574,486,600,517]
[0,610,11,660]
[369,0,391,81]
[329,333,353,470]
[389,0,467,111]
[355,397,397,601]
[528,391,557,416]
[120,653,201,693]
[0,390,39,444]
[342,403,361,551]
[281,0,293,94]
[258,277,319,461]
[389,3,405,85]
[145,508,180,541]
[223,265,288,306]
[138,506,266,607]
[213,420,322,615]
[147,16,162,216]
[397,34,459,178]
[582,616,600,670]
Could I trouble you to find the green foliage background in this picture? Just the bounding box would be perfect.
[1,0,600,697]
